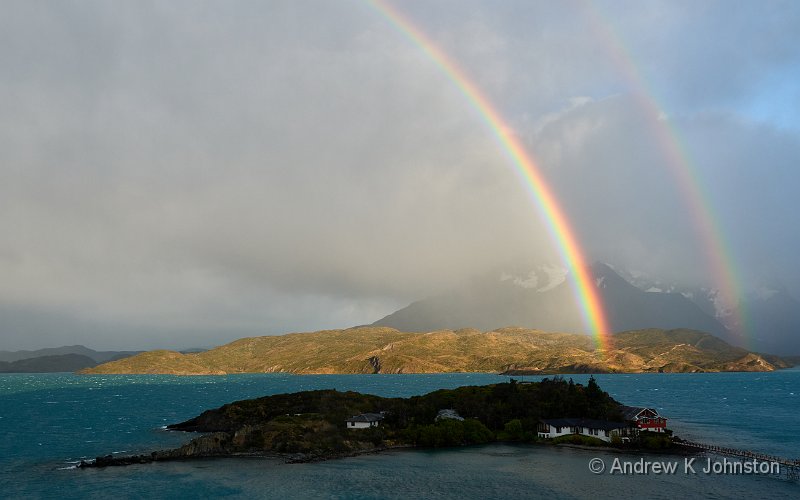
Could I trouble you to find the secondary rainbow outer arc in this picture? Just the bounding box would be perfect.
[368,0,612,349]
[580,1,748,346]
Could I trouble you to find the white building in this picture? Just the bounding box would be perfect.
[537,418,633,443]
[436,409,464,422]
[346,413,384,429]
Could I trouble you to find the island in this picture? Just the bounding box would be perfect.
[80,377,675,468]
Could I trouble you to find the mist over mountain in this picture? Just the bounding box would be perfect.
[614,268,800,355]
[1,1,798,353]
[372,264,587,334]
[742,286,800,355]
[373,263,800,355]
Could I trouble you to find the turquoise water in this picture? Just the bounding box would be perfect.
[1,371,799,499]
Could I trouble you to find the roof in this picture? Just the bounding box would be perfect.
[619,406,662,421]
[346,413,384,423]
[541,418,630,431]
[436,409,464,421]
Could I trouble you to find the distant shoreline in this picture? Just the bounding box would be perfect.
[78,327,794,376]
[73,364,799,376]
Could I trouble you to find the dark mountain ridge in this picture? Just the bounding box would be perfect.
[0,354,98,373]
[0,345,140,364]
[374,262,733,344]
[0,345,142,373]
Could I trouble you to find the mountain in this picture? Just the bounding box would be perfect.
[371,267,587,334]
[615,269,800,355]
[741,286,800,355]
[373,263,732,344]
[591,264,731,339]
[0,345,142,373]
[0,345,140,364]
[80,326,790,375]
[0,354,99,373]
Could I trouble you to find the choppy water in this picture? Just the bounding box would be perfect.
[1,371,798,499]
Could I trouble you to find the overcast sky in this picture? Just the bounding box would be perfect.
[1,0,798,350]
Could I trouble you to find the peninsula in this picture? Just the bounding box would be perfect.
[80,377,672,467]
[80,327,789,375]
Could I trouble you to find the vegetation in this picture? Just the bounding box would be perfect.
[639,431,674,450]
[403,419,494,447]
[81,326,789,375]
[551,434,607,447]
[84,378,675,468]
[162,378,642,459]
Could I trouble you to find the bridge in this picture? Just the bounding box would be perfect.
[677,439,800,480]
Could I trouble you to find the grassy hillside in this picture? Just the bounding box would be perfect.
[80,326,790,375]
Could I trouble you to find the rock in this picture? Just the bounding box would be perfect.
[368,356,381,374]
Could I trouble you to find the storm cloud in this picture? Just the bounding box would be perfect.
[1,0,798,349]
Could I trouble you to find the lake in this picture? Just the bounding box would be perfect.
[1,370,798,498]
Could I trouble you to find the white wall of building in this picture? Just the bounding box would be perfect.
[347,421,377,429]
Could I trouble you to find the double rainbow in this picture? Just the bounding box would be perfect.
[368,0,612,350]
[580,2,747,345]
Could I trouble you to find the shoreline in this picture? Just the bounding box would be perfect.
[77,444,417,469]
[74,365,800,377]
[78,439,699,469]
[555,442,699,457]
[72,379,701,471]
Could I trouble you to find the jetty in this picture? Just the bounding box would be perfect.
[677,439,800,480]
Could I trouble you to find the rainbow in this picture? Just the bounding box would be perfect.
[579,2,748,346]
[367,0,612,349]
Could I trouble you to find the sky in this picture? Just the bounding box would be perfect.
[1,0,799,350]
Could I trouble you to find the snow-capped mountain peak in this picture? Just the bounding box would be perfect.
[500,264,568,293]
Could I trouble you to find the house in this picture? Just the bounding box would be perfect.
[620,406,668,433]
[436,409,464,422]
[345,412,384,429]
[537,418,635,443]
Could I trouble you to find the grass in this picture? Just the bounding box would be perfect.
[82,326,787,375]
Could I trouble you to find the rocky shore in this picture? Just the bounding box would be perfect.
[78,433,406,468]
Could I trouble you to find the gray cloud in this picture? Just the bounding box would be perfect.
[1,0,798,349]
[531,96,800,292]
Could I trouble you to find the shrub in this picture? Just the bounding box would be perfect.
[551,434,607,447]
[503,419,524,441]
[641,434,672,449]
[406,419,493,447]
[463,419,494,444]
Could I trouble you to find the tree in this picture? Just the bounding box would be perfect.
[503,419,523,441]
